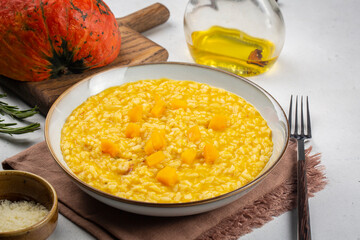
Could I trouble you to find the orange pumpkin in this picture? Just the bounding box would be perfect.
[0,0,121,82]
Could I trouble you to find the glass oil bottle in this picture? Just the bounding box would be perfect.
[184,0,285,77]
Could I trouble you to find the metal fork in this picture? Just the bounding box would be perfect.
[288,95,312,240]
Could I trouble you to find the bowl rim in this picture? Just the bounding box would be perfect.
[45,61,289,207]
[0,170,58,236]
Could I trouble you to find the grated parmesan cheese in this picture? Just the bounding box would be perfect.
[0,199,49,232]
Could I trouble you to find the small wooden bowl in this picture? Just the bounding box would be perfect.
[0,170,58,240]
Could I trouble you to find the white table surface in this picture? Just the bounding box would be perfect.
[1,0,359,239]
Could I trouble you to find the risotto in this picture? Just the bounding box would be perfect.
[60,79,273,203]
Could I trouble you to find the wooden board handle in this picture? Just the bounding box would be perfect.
[117,3,170,33]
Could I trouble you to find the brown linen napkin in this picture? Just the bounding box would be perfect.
[2,140,327,240]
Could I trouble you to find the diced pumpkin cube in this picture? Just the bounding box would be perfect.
[128,105,143,122]
[101,139,120,158]
[187,125,201,142]
[203,143,219,164]
[144,140,155,155]
[125,123,141,138]
[151,130,166,150]
[146,151,165,167]
[159,129,166,136]
[171,99,188,109]
[145,130,166,155]
[151,98,166,117]
[154,95,162,102]
[181,148,197,164]
[208,114,228,131]
[156,166,178,186]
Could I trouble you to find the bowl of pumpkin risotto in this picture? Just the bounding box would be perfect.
[45,62,289,216]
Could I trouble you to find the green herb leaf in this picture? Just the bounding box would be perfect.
[0,94,40,135]
[0,94,39,119]
[0,121,41,135]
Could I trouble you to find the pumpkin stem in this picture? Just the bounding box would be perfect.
[48,39,88,78]
[53,66,71,77]
[57,66,70,76]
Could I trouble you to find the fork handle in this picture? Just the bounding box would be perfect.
[297,139,312,240]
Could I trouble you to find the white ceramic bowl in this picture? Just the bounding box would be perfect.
[45,62,289,216]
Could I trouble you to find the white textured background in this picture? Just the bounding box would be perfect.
[1,0,359,239]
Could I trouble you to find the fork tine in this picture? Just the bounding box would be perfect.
[289,95,293,134]
[301,96,304,136]
[306,96,312,138]
[294,96,299,137]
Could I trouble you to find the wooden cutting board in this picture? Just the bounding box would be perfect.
[0,3,170,115]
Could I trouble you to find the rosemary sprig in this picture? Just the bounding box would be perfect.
[0,94,40,135]
[0,120,40,135]
[0,94,38,118]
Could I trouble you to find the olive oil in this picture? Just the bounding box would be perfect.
[188,26,277,77]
